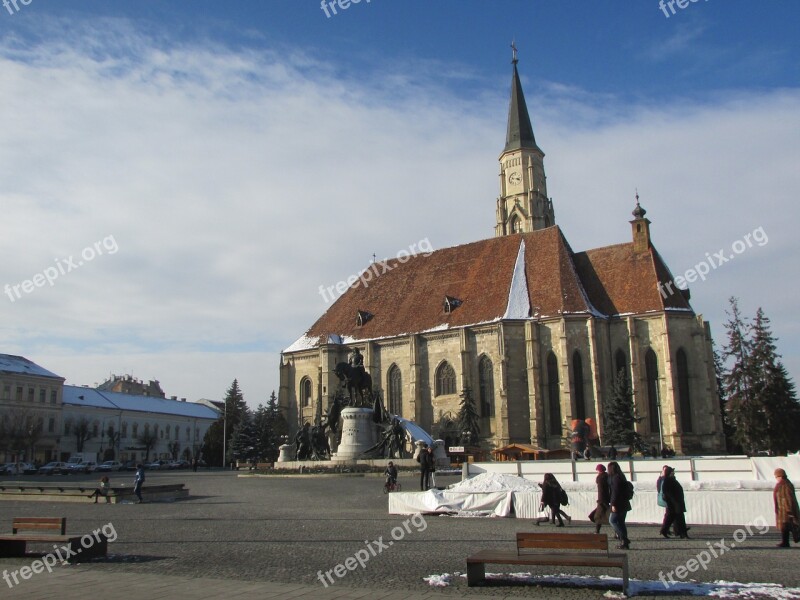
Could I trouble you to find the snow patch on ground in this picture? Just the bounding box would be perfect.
[425,572,800,598]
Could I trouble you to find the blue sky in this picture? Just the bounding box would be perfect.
[1,1,799,407]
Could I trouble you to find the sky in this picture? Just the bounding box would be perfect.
[1,0,798,408]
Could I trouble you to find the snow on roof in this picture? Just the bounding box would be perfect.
[62,385,219,420]
[503,240,531,319]
[0,354,63,379]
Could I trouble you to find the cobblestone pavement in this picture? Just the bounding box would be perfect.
[1,470,799,599]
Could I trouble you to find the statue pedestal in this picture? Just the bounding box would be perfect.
[277,444,294,462]
[332,407,378,460]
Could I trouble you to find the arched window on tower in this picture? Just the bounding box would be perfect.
[572,351,586,421]
[387,365,402,417]
[510,215,522,234]
[546,352,561,436]
[645,348,660,433]
[676,348,693,433]
[478,356,495,418]
[435,362,456,396]
[300,378,313,408]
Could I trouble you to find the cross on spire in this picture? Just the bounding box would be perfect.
[511,40,518,64]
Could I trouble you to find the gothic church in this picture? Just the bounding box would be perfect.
[279,54,725,455]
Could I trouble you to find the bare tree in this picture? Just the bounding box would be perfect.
[137,425,159,462]
[65,417,94,453]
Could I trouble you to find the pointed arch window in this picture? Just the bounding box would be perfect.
[478,356,495,418]
[387,364,402,417]
[645,348,660,433]
[510,215,522,234]
[300,377,313,408]
[546,352,561,436]
[572,351,586,421]
[435,362,456,396]
[676,348,693,433]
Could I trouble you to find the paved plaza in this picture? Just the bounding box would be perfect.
[1,470,799,599]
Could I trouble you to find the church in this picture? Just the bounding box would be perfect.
[279,52,726,456]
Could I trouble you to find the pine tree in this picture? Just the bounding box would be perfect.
[722,297,760,454]
[200,379,249,467]
[231,413,257,463]
[748,308,800,454]
[457,387,481,446]
[712,341,738,453]
[603,368,644,452]
[253,391,289,462]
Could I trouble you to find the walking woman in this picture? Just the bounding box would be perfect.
[537,473,571,527]
[774,468,800,548]
[589,464,610,534]
[608,461,631,549]
[658,466,689,538]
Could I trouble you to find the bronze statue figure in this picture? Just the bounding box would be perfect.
[334,361,372,407]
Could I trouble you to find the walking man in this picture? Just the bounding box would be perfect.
[133,463,145,504]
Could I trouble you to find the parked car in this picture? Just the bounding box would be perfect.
[145,460,167,470]
[38,461,67,475]
[66,461,97,474]
[0,463,20,475]
[121,461,139,471]
[168,460,189,470]
[95,461,124,472]
[19,462,38,475]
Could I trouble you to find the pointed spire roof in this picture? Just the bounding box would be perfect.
[504,43,540,154]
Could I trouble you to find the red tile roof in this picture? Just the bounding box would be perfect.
[288,227,694,351]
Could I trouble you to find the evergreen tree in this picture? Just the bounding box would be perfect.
[722,297,760,453]
[603,368,645,452]
[231,413,258,463]
[712,341,738,453]
[200,379,250,467]
[253,391,289,462]
[457,387,481,446]
[748,308,800,454]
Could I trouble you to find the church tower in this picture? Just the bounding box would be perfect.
[495,46,555,236]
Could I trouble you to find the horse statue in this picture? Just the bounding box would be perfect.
[324,392,345,434]
[333,362,372,407]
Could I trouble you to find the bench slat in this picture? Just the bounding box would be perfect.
[12,517,66,535]
[517,532,609,551]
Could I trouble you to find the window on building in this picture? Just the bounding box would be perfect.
[2,385,9,400]
[64,421,71,435]
[39,389,46,403]
[165,425,171,440]
[510,215,522,234]
[48,418,55,433]
[546,352,561,436]
[121,422,128,439]
[435,361,456,396]
[186,426,190,442]
[645,348,660,433]
[132,423,139,437]
[300,378,313,407]
[676,348,693,433]
[50,390,57,404]
[27,388,34,402]
[572,351,586,421]
[92,422,99,437]
[16,386,23,401]
[387,365,402,417]
[478,356,494,418]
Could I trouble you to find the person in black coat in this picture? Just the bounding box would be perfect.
[658,465,689,538]
[418,445,434,491]
[589,464,611,534]
[536,473,571,526]
[608,461,631,549]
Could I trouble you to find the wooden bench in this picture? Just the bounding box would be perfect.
[0,517,108,562]
[466,532,629,595]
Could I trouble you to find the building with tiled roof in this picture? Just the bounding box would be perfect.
[279,53,725,455]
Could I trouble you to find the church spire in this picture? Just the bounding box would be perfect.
[505,42,539,154]
[496,44,554,237]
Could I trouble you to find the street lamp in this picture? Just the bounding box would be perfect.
[222,401,227,469]
[655,378,664,454]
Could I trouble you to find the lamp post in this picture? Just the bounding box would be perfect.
[655,378,664,454]
[222,400,227,469]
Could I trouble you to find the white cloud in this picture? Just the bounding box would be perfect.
[1,19,798,406]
